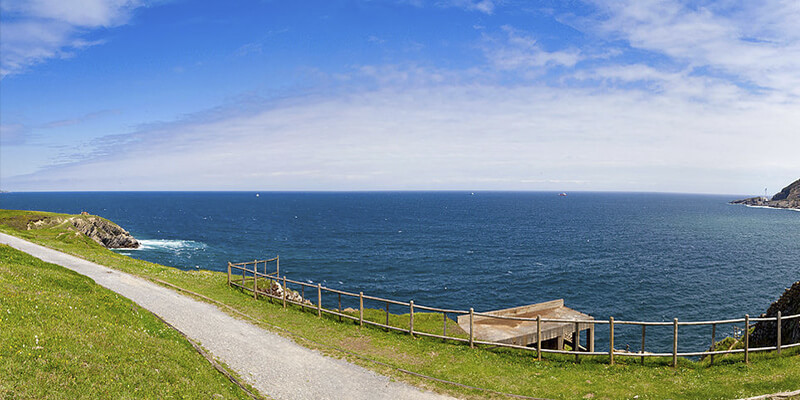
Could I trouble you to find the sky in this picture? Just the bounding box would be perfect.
[0,0,798,194]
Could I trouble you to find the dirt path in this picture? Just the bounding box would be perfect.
[0,233,453,400]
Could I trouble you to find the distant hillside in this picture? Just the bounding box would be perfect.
[731,178,800,209]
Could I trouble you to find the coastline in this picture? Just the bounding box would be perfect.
[742,204,800,212]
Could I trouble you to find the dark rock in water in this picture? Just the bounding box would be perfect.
[751,281,800,347]
[70,216,139,249]
[731,178,800,210]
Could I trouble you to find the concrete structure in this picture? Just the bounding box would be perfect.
[457,299,595,351]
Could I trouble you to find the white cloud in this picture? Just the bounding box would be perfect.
[444,0,495,14]
[398,0,496,14]
[482,26,583,71]
[0,0,144,77]
[587,0,800,96]
[6,79,798,193]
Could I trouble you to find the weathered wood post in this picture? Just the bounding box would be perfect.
[710,323,716,365]
[537,315,542,361]
[443,312,447,338]
[609,316,615,365]
[777,311,782,355]
[359,292,364,327]
[241,262,245,285]
[385,301,389,329]
[317,284,322,317]
[282,276,287,308]
[574,321,581,363]
[253,261,258,299]
[409,300,415,337]
[641,325,646,365]
[227,262,232,286]
[469,308,474,349]
[338,293,342,322]
[276,256,280,277]
[588,323,595,352]
[744,314,750,364]
[672,318,678,368]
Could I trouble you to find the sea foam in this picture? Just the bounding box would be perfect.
[120,239,208,251]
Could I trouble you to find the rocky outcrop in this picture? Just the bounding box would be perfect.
[69,217,139,249]
[262,280,313,305]
[26,214,139,249]
[731,178,800,210]
[751,281,800,347]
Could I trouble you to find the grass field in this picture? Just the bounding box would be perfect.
[0,244,254,400]
[2,208,799,399]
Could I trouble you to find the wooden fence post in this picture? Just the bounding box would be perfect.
[469,308,474,349]
[338,293,342,322]
[227,262,231,286]
[574,321,581,363]
[537,315,542,362]
[777,311,782,355]
[710,323,716,365]
[409,300,415,337]
[641,325,646,365]
[744,314,750,364]
[443,312,447,338]
[672,318,678,368]
[385,301,389,329]
[317,284,322,317]
[609,316,615,365]
[276,256,280,277]
[253,261,258,299]
[359,292,364,327]
[282,276,287,308]
[589,323,594,352]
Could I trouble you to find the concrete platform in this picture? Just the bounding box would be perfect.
[457,299,594,350]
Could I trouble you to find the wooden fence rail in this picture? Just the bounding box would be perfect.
[227,260,800,367]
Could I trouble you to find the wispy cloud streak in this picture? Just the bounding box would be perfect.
[0,0,145,77]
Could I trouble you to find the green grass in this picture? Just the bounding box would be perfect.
[2,208,800,399]
[0,244,254,400]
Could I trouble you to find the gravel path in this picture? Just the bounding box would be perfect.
[1,233,454,400]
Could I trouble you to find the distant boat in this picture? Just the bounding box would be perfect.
[256,193,260,197]
[558,193,567,197]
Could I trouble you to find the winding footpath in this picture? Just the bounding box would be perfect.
[0,233,452,400]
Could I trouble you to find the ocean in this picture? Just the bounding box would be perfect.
[3,191,798,354]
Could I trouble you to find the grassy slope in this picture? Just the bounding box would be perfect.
[2,209,799,399]
[0,244,253,400]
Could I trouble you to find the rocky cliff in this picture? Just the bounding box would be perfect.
[751,281,800,347]
[731,178,800,209]
[27,215,139,249]
[70,216,139,249]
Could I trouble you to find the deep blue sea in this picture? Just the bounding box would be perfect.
[3,191,798,354]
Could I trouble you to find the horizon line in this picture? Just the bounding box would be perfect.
[0,189,749,197]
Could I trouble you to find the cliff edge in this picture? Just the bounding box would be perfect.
[731,178,800,210]
[69,216,139,249]
[751,281,800,347]
[26,213,139,249]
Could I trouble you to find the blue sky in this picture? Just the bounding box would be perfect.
[1,0,798,194]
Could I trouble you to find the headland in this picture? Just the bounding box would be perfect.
[731,178,800,210]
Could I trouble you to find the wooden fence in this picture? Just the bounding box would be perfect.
[227,259,800,367]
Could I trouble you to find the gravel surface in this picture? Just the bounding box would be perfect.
[1,233,454,400]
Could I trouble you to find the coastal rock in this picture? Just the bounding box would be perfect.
[69,216,140,249]
[263,280,311,305]
[750,281,800,347]
[731,178,800,210]
[25,214,139,249]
